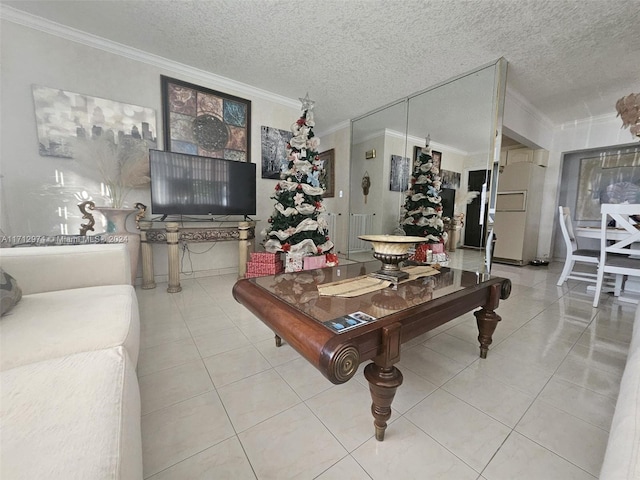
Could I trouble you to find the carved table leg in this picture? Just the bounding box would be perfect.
[474,308,501,358]
[364,322,403,441]
[364,363,403,441]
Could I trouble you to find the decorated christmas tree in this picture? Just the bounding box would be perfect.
[400,137,445,243]
[263,94,334,256]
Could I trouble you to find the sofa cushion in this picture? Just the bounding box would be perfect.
[599,305,640,479]
[0,346,142,480]
[0,268,22,316]
[0,285,139,371]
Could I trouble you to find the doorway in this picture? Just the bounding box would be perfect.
[464,169,491,247]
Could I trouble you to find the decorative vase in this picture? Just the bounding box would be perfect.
[93,207,140,285]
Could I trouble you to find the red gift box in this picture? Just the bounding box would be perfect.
[246,261,283,274]
[250,252,281,264]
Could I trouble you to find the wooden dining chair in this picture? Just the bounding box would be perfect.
[557,206,601,286]
[592,203,640,307]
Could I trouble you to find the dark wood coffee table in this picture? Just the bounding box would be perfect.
[233,261,511,441]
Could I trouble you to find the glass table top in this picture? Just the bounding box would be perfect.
[250,261,495,333]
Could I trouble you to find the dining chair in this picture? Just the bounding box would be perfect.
[557,206,601,286]
[592,203,640,308]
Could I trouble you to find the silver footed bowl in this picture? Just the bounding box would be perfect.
[358,234,426,255]
[359,235,426,272]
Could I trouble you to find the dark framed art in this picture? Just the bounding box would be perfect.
[161,76,251,161]
[413,145,441,171]
[390,154,410,192]
[431,150,442,170]
[261,126,292,179]
[318,149,335,198]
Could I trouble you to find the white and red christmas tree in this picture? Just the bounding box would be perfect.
[400,137,445,244]
[263,94,334,256]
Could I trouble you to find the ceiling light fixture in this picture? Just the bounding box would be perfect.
[615,93,640,139]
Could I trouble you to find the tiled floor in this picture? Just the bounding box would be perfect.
[136,254,634,479]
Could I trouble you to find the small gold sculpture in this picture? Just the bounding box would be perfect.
[134,203,147,229]
[78,200,96,236]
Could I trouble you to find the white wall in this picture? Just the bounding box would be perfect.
[502,84,635,260]
[0,19,312,279]
[316,123,351,254]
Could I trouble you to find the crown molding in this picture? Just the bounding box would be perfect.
[0,5,300,110]
[505,86,555,130]
[316,120,350,139]
[557,111,619,131]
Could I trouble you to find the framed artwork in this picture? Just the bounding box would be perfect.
[161,76,251,161]
[431,150,442,170]
[413,146,441,170]
[318,149,335,198]
[576,152,640,220]
[390,154,410,192]
[440,169,461,189]
[261,126,292,179]
[32,85,157,158]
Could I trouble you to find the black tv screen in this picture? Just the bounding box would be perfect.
[149,149,256,216]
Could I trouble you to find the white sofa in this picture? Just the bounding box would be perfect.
[599,303,640,479]
[0,244,142,480]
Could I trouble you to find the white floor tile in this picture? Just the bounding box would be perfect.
[138,338,202,377]
[406,389,511,472]
[147,437,256,480]
[537,377,617,431]
[254,336,301,367]
[141,392,235,478]
[483,431,596,480]
[192,326,251,358]
[515,400,609,476]
[217,369,301,432]
[238,403,347,480]
[352,417,479,480]
[275,356,334,401]
[554,354,623,399]
[202,344,271,388]
[442,368,535,427]
[139,359,214,415]
[306,380,394,452]
[463,351,553,397]
[398,343,467,386]
[183,306,235,336]
[314,455,371,480]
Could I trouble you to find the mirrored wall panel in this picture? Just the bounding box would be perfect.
[349,59,507,272]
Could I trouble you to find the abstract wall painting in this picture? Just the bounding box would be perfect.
[161,76,251,161]
[32,85,157,158]
[390,154,411,192]
[576,151,640,220]
[261,126,292,179]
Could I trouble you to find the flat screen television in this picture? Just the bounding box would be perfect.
[149,149,256,217]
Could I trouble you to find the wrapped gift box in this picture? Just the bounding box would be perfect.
[250,252,281,264]
[285,253,305,272]
[429,243,445,254]
[246,260,283,275]
[303,254,326,270]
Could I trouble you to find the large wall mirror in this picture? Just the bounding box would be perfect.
[348,59,507,273]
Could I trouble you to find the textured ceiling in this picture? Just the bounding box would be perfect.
[3,0,640,132]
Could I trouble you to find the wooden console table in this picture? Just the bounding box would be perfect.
[233,261,511,441]
[140,221,255,293]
